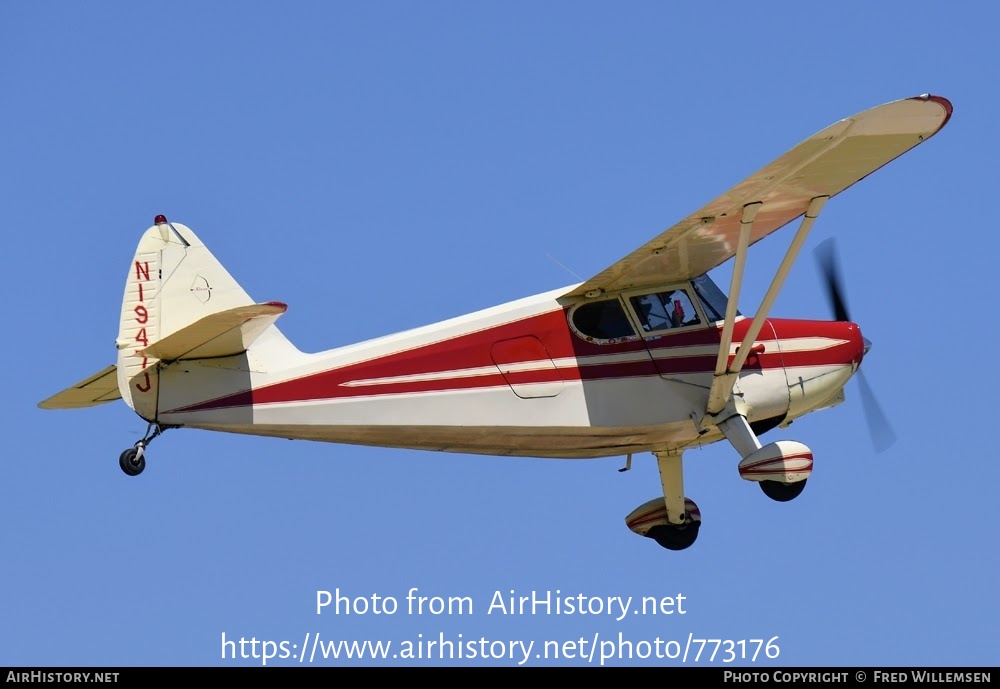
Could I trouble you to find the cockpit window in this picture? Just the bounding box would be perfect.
[630,289,702,332]
[571,299,635,341]
[691,273,735,322]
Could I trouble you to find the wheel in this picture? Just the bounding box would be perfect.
[119,447,146,477]
[759,478,806,502]
[646,521,701,551]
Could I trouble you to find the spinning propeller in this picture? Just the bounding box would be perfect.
[815,239,897,453]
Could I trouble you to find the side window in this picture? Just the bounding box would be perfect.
[630,289,702,332]
[571,299,635,342]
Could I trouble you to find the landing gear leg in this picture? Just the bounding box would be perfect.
[711,397,812,501]
[645,450,701,551]
[714,400,763,457]
[118,422,172,477]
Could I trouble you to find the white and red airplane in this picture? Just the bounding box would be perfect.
[40,94,952,551]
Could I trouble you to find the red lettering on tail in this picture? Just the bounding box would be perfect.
[135,261,150,281]
[135,328,148,346]
[136,372,152,393]
[135,305,148,324]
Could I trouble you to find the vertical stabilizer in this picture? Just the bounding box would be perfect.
[116,216,256,419]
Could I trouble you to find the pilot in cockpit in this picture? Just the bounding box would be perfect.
[634,290,698,332]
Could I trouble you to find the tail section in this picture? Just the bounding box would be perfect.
[137,302,288,361]
[116,215,280,420]
[40,215,295,417]
[38,365,121,409]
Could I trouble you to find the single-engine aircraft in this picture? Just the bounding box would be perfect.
[40,94,952,551]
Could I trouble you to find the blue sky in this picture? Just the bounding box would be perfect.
[2,2,996,667]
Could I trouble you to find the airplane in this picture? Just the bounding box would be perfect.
[39,94,952,551]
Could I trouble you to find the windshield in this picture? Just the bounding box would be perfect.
[691,274,736,322]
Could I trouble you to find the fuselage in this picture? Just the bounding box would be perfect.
[151,279,865,459]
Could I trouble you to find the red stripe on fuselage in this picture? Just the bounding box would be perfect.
[165,310,860,413]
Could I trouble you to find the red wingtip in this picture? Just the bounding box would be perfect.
[154,214,168,225]
[909,94,953,132]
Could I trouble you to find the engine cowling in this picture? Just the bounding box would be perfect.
[737,441,813,483]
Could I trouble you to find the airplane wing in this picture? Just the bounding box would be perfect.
[38,365,121,409]
[564,94,952,297]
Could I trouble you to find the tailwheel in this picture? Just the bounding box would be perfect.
[759,478,807,502]
[119,447,145,477]
[118,422,174,477]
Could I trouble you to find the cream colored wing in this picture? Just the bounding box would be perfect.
[565,95,952,297]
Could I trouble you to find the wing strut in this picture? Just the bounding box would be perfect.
[706,195,829,415]
[712,202,760,378]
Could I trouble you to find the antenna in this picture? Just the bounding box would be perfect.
[545,253,583,282]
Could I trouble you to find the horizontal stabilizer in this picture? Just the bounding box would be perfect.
[38,365,121,409]
[135,302,287,361]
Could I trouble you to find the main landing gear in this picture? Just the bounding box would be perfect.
[119,423,173,477]
[714,400,813,503]
[646,507,701,551]
[759,478,807,502]
[625,450,702,551]
[625,401,816,552]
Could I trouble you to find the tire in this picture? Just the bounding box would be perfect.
[647,521,700,551]
[119,448,146,477]
[759,478,806,502]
